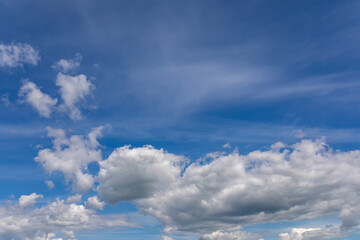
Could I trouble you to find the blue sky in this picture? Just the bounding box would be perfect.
[1,1,360,239]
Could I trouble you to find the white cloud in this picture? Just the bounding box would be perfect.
[96,145,186,203]
[52,53,82,73]
[85,196,105,210]
[18,193,43,208]
[199,230,261,240]
[223,143,231,149]
[35,127,103,193]
[45,180,55,189]
[0,42,40,68]
[66,194,82,203]
[35,129,360,237]
[56,73,94,120]
[18,80,58,118]
[0,195,135,240]
[137,138,360,234]
[278,227,343,240]
[161,236,173,240]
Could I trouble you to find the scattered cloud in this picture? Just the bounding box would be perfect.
[18,193,43,208]
[0,194,135,240]
[223,143,231,149]
[56,73,94,120]
[52,53,82,73]
[66,194,82,203]
[18,80,58,118]
[44,180,55,189]
[35,126,103,193]
[0,42,40,68]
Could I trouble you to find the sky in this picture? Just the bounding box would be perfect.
[0,0,360,239]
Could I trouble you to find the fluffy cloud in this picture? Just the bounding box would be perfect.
[66,194,82,203]
[0,194,134,240]
[97,145,186,203]
[0,43,39,68]
[56,73,94,120]
[52,53,82,73]
[18,80,58,118]
[36,129,360,237]
[35,126,103,193]
[85,196,105,210]
[137,138,360,234]
[18,193,43,208]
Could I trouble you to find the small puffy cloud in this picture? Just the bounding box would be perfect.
[66,194,82,203]
[35,126,103,193]
[45,180,55,189]
[52,53,82,73]
[97,145,186,204]
[0,42,40,68]
[18,80,58,118]
[0,196,135,240]
[85,196,105,210]
[56,73,94,120]
[223,143,231,149]
[18,193,43,208]
[199,230,261,240]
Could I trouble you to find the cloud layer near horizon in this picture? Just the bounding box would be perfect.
[33,128,360,238]
[0,193,134,240]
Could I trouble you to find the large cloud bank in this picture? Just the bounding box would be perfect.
[34,128,360,238]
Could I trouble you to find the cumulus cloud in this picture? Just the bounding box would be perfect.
[18,193,43,208]
[137,138,360,234]
[36,129,360,238]
[97,145,186,203]
[0,42,40,68]
[52,53,82,73]
[18,80,58,118]
[56,72,94,120]
[35,126,103,193]
[66,194,82,203]
[85,196,105,210]
[0,194,134,240]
